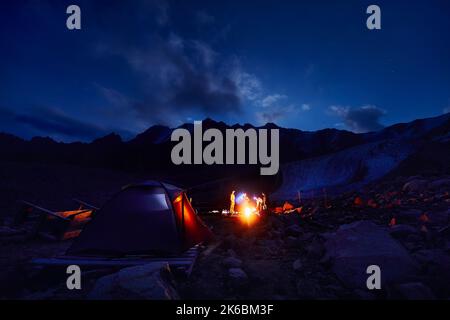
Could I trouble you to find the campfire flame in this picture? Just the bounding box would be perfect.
[240,204,259,225]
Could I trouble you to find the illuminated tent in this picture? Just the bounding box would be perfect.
[67,181,212,256]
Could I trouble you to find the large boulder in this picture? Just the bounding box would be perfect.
[394,282,435,300]
[88,262,179,300]
[428,178,450,190]
[324,221,418,289]
[286,224,302,237]
[402,179,428,193]
[228,268,248,287]
[304,239,325,259]
[223,256,243,268]
[389,224,418,238]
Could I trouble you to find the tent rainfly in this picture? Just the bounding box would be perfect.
[67,180,212,256]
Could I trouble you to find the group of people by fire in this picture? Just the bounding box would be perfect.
[229,190,267,217]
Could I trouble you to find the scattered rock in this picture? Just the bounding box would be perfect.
[413,249,450,273]
[223,256,242,268]
[257,239,280,256]
[286,224,302,237]
[429,178,450,190]
[0,226,25,236]
[222,234,237,249]
[227,249,237,257]
[395,282,435,300]
[271,230,282,238]
[228,268,248,287]
[285,236,300,247]
[228,268,247,278]
[402,179,428,192]
[299,232,314,241]
[88,262,179,300]
[324,221,418,289]
[389,224,418,238]
[296,279,321,299]
[292,259,303,272]
[305,240,325,259]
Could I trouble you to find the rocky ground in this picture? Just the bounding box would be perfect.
[179,174,450,300]
[0,168,449,300]
[0,161,137,299]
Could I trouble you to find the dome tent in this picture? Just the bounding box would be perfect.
[67,181,212,256]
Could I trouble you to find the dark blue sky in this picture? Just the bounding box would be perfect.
[1,0,449,141]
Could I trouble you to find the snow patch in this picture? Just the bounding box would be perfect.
[272,139,413,200]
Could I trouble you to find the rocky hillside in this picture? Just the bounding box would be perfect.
[273,114,450,200]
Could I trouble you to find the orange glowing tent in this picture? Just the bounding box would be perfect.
[67,181,212,256]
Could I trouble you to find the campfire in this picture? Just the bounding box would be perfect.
[215,191,263,225]
[235,192,260,225]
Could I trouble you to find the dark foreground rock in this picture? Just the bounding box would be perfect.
[88,262,179,300]
[223,256,243,268]
[228,268,248,287]
[394,282,435,300]
[324,220,418,289]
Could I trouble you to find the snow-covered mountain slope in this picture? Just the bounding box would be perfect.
[271,113,450,200]
[271,139,415,201]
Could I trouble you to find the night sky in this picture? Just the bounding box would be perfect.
[1,0,449,141]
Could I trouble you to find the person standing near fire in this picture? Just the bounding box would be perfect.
[262,193,267,210]
[230,190,236,215]
[255,196,263,212]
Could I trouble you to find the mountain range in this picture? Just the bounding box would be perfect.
[0,113,449,200]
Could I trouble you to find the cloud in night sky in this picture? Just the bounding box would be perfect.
[232,71,263,102]
[90,1,247,127]
[0,106,110,141]
[91,1,301,128]
[121,35,244,125]
[115,38,241,125]
[261,94,287,108]
[255,94,310,125]
[328,105,386,133]
[301,104,311,111]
